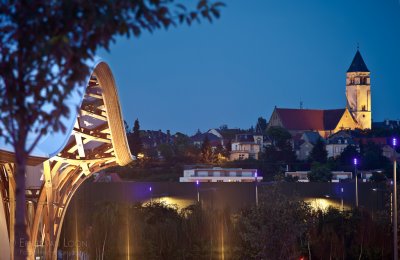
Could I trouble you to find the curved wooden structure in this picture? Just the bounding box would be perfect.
[0,62,132,259]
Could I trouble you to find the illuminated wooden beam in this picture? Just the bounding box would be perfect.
[72,130,111,144]
[80,109,107,121]
[51,156,115,166]
[85,93,103,99]
[74,132,85,157]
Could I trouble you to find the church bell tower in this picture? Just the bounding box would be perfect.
[346,49,371,129]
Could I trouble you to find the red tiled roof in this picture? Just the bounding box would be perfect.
[275,108,346,131]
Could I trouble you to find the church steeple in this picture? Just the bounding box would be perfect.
[347,50,369,72]
[345,48,371,129]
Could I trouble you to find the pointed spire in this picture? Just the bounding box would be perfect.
[347,49,369,72]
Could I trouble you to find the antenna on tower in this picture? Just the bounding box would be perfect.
[300,100,303,109]
[357,42,359,50]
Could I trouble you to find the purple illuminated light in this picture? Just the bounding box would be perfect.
[149,187,152,192]
[255,171,258,178]
[393,138,397,147]
[353,158,358,166]
[196,180,199,186]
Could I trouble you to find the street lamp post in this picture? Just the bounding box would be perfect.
[255,171,259,207]
[353,158,358,208]
[341,187,344,212]
[149,186,153,204]
[196,180,200,203]
[393,138,398,260]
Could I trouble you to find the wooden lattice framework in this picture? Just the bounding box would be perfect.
[0,62,132,259]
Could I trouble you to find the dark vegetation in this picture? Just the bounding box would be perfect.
[60,187,393,259]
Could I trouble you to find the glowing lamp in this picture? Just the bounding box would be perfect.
[353,158,358,166]
[393,138,397,147]
[149,186,152,192]
[255,171,258,178]
[196,180,199,186]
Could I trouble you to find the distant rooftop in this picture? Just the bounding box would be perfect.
[275,108,346,131]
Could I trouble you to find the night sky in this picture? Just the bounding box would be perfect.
[97,0,400,135]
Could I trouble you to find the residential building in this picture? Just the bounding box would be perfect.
[230,133,262,160]
[285,171,352,182]
[293,131,322,160]
[325,131,355,158]
[191,131,222,148]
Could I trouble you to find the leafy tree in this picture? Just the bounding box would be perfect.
[237,187,312,259]
[308,162,332,182]
[338,145,359,166]
[266,126,292,150]
[129,119,143,157]
[309,138,327,164]
[166,129,172,144]
[158,143,175,162]
[255,117,267,134]
[158,132,201,164]
[219,124,228,131]
[223,139,232,158]
[201,135,215,163]
[369,171,387,183]
[0,1,224,258]
[214,143,228,163]
[248,125,255,133]
[362,142,390,170]
[124,120,131,134]
[262,127,296,176]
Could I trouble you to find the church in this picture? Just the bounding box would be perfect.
[268,49,371,138]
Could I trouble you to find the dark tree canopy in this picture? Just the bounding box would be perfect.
[266,126,292,150]
[201,135,215,163]
[308,162,332,182]
[338,145,359,166]
[255,117,267,134]
[0,1,224,259]
[129,118,143,157]
[309,138,327,164]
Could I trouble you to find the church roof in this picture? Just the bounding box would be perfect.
[274,108,346,131]
[347,50,369,72]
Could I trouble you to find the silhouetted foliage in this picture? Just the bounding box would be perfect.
[255,117,267,134]
[308,162,332,182]
[362,142,390,170]
[60,186,393,259]
[0,1,224,257]
[129,119,143,157]
[201,135,215,163]
[309,138,327,164]
[236,188,312,259]
[338,145,360,167]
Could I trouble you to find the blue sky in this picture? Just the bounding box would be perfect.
[97,0,400,135]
